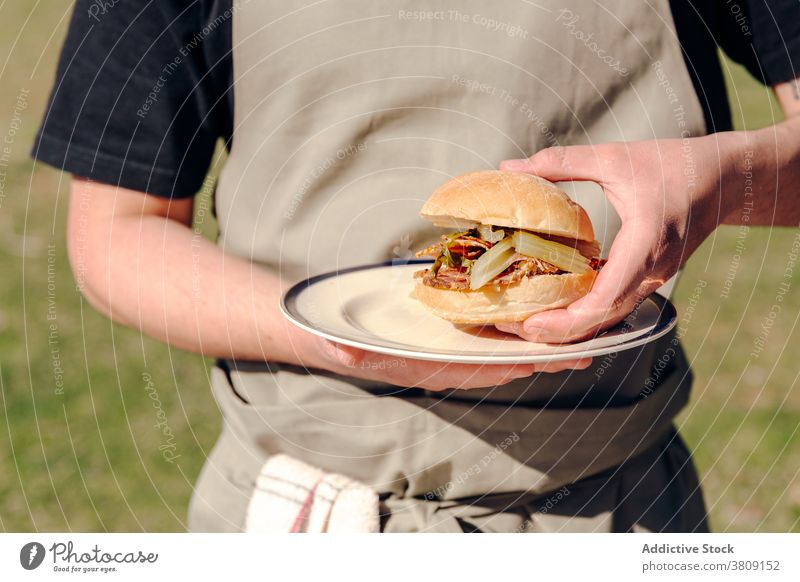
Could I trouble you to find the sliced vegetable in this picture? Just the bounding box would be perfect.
[477,224,505,243]
[540,232,601,259]
[469,237,515,290]
[511,230,591,274]
[428,216,479,230]
[576,239,601,260]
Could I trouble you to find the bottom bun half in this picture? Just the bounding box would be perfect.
[413,270,597,325]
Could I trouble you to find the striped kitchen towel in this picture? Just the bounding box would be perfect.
[244,454,380,533]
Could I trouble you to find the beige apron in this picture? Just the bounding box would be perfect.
[189,0,709,532]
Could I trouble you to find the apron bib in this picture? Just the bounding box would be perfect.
[191,0,708,532]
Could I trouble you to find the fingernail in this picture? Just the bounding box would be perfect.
[496,322,521,335]
[323,341,357,367]
[500,159,529,170]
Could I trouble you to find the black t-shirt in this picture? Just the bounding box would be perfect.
[32,0,800,200]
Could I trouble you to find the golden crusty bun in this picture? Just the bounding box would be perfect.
[415,170,599,325]
[420,170,595,242]
[413,269,596,325]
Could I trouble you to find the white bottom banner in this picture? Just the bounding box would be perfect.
[0,533,797,581]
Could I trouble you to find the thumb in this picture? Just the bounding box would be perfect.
[520,225,650,342]
[500,145,608,184]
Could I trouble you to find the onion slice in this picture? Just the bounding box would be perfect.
[477,224,505,243]
[469,237,515,290]
[511,230,591,274]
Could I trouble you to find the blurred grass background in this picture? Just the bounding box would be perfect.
[0,3,797,532]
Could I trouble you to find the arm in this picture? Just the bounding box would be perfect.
[495,77,800,343]
[723,78,800,227]
[71,177,584,389]
[69,177,304,364]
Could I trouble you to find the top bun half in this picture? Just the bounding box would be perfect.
[420,170,595,242]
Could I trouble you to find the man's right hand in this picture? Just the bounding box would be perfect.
[304,336,592,391]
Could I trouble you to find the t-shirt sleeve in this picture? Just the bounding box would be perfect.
[31,1,230,198]
[716,0,800,86]
[747,0,800,85]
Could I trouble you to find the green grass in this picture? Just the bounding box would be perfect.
[674,57,799,532]
[0,6,798,531]
[0,164,221,531]
[0,1,220,531]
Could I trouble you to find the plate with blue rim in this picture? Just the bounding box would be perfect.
[280,260,676,364]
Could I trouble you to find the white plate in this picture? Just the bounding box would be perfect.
[280,260,676,364]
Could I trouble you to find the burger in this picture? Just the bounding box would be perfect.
[413,170,605,324]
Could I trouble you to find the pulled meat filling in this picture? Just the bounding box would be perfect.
[415,234,490,261]
[415,229,606,291]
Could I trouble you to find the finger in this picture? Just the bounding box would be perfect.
[500,145,610,183]
[497,325,596,370]
[320,340,368,368]
[325,345,539,390]
[418,362,538,390]
[533,358,593,373]
[446,362,539,389]
[496,321,579,346]
[495,321,529,338]
[487,363,541,387]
